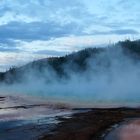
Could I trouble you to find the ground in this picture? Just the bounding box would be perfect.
[40,108,140,140]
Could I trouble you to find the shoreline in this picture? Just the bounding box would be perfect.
[0,95,75,140]
[40,108,140,140]
[105,118,140,140]
[0,95,140,140]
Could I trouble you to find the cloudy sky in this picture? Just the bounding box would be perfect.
[0,0,140,71]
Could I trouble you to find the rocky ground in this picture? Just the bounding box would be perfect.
[0,96,140,140]
[40,108,140,140]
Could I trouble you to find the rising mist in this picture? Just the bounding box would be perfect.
[0,40,140,107]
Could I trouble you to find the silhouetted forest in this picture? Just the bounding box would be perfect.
[0,39,140,84]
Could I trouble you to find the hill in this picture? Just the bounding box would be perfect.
[0,39,140,84]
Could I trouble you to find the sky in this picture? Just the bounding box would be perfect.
[0,0,140,71]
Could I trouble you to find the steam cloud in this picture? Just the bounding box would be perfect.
[0,44,140,107]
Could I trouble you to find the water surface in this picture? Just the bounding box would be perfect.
[105,119,140,140]
[0,95,74,140]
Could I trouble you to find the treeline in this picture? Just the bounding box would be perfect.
[118,39,140,55]
[0,39,140,84]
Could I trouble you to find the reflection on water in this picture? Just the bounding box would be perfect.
[105,119,140,140]
[0,95,74,140]
[0,118,56,140]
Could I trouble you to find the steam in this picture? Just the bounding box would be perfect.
[1,44,140,107]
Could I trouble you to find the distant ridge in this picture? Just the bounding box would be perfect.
[0,39,140,84]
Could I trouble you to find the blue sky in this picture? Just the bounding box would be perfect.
[0,0,140,71]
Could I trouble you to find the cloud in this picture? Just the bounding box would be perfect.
[0,21,82,41]
[0,0,87,25]
[111,29,139,35]
[0,51,50,71]
[0,0,139,40]
[10,34,137,55]
[0,21,138,44]
[0,0,140,71]
[83,24,139,35]
[0,45,19,52]
[14,36,95,53]
[89,29,139,35]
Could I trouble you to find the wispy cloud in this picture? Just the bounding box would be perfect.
[0,0,140,71]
